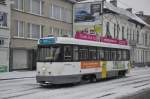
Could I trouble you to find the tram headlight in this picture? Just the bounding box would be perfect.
[42,67,46,71]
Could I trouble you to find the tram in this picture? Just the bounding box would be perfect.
[36,37,130,85]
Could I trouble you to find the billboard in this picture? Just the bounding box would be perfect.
[74,2,102,23]
[74,1,102,41]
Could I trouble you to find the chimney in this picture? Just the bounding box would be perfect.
[110,0,117,7]
[126,8,132,13]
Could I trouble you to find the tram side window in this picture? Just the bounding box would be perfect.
[64,46,72,61]
[73,46,78,61]
[127,50,130,60]
[89,47,97,60]
[116,50,122,61]
[111,49,117,61]
[97,48,104,60]
[122,50,127,61]
[104,48,111,61]
[79,46,88,60]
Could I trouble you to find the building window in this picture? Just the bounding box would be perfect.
[106,22,111,38]
[0,0,6,5]
[137,30,139,43]
[114,24,116,38]
[12,0,43,15]
[53,5,61,20]
[53,27,60,36]
[61,7,66,21]
[130,29,132,40]
[145,33,148,46]
[27,23,42,39]
[49,4,72,23]
[13,0,24,11]
[14,20,24,37]
[49,4,53,18]
[127,27,129,40]
[32,0,43,15]
[0,39,4,46]
[49,27,53,36]
[0,12,7,27]
[117,24,120,39]
[122,26,125,40]
[31,24,40,39]
[133,30,135,40]
[66,9,72,23]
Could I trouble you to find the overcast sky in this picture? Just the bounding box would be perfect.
[107,0,150,15]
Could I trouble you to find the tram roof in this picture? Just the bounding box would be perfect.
[39,37,130,49]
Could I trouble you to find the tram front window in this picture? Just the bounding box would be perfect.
[37,45,61,62]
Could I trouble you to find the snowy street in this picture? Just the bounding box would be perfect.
[1,67,150,99]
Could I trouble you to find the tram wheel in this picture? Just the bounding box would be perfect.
[89,75,97,83]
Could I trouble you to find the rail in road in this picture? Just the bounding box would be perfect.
[0,68,150,99]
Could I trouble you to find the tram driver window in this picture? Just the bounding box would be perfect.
[64,46,72,61]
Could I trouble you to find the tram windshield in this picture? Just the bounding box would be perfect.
[37,45,61,62]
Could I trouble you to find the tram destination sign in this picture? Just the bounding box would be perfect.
[39,37,56,45]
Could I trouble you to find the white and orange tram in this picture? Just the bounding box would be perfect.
[36,37,130,85]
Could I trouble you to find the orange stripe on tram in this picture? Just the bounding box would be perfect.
[81,61,100,69]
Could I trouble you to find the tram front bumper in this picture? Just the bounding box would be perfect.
[36,75,81,84]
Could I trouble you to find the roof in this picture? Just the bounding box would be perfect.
[39,37,130,49]
[104,2,150,27]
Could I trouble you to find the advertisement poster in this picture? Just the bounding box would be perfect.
[74,2,102,23]
[74,24,102,41]
[74,2,102,41]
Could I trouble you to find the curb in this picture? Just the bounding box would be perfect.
[0,77,35,81]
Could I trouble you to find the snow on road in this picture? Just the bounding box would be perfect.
[1,67,150,99]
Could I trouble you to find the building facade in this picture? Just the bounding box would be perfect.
[74,0,150,67]
[103,1,150,67]
[10,0,74,70]
[0,0,10,72]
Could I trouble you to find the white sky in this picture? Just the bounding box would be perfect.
[107,0,150,15]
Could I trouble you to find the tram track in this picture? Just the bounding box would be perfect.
[1,69,150,99]
[42,73,150,99]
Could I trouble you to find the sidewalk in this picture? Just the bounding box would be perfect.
[0,71,36,81]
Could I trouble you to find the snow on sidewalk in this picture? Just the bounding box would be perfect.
[0,71,36,80]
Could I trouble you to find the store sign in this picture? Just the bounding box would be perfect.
[0,65,7,73]
[100,37,128,45]
[91,4,102,15]
[75,24,102,41]
[39,37,56,45]
[75,32,97,41]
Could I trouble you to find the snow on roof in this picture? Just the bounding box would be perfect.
[104,2,149,27]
